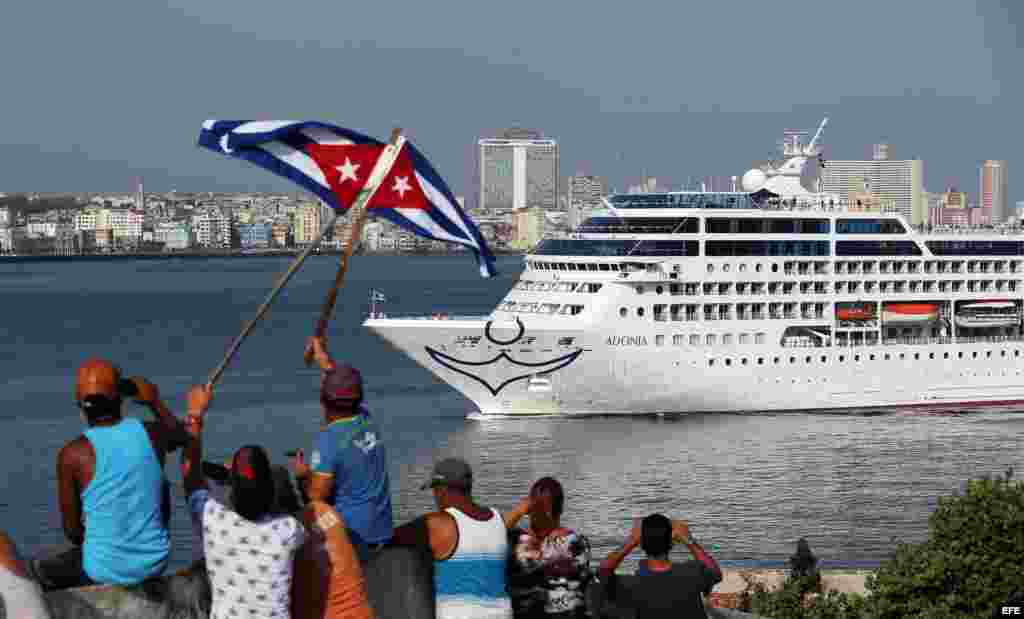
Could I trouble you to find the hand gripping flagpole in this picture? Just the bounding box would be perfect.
[303,128,406,365]
[207,128,405,388]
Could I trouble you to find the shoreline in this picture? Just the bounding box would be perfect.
[0,250,526,263]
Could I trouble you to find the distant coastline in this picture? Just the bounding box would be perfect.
[0,249,526,263]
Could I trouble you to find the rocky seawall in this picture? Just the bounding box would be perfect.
[40,548,868,619]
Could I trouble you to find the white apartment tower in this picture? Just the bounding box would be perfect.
[819,145,925,225]
[479,128,558,212]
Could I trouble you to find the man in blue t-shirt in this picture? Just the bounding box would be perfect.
[292,337,394,561]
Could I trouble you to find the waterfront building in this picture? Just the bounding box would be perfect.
[75,208,111,233]
[271,221,292,248]
[54,224,78,256]
[94,228,114,251]
[26,221,57,238]
[970,206,993,227]
[567,174,608,231]
[109,209,145,246]
[363,221,384,252]
[512,206,546,251]
[942,187,969,209]
[980,160,1008,224]
[819,148,925,225]
[377,233,396,251]
[0,226,25,253]
[478,128,558,212]
[237,222,272,249]
[193,207,231,248]
[293,203,322,246]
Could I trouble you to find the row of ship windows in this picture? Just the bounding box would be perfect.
[835,280,1019,294]
[835,259,1024,275]
[621,304,828,321]
[500,301,586,315]
[512,281,603,293]
[690,279,1021,296]
[577,217,903,235]
[525,259,1024,276]
[702,349,1023,366]
[659,333,769,346]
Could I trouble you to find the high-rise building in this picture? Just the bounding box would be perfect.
[136,178,145,211]
[820,155,925,225]
[980,160,1008,223]
[478,128,558,212]
[567,174,607,230]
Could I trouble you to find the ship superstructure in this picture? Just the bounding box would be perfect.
[366,123,1024,416]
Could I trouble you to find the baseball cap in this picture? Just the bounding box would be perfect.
[420,457,473,490]
[76,359,121,401]
[321,364,363,401]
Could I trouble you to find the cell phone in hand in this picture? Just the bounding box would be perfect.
[285,450,298,458]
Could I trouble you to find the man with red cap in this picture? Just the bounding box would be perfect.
[27,358,192,590]
[292,337,394,562]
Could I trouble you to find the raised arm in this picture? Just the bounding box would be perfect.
[306,336,337,372]
[598,521,641,582]
[502,495,534,530]
[182,385,213,497]
[129,377,191,452]
[685,535,723,588]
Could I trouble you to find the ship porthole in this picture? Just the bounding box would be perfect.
[619,307,627,317]
[656,286,663,295]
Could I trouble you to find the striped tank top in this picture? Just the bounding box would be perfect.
[433,507,513,619]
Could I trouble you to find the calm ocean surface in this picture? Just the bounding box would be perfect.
[1,254,1023,573]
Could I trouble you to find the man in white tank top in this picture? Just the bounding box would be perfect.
[391,458,534,619]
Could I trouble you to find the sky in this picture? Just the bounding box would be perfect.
[0,1,1020,203]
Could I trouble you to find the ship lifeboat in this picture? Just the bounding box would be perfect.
[955,301,1020,329]
[882,303,939,324]
[836,303,876,322]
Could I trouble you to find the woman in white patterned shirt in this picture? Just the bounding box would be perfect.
[181,386,306,619]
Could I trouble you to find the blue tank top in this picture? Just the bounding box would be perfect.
[82,418,170,584]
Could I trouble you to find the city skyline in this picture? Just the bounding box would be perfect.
[0,2,1020,204]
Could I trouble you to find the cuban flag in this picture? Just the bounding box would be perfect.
[198,120,497,277]
[369,289,386,303]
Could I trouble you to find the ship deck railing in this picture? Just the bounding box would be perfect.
[365,313,494,321]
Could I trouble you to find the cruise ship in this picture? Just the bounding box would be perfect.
[365,121,1024,416]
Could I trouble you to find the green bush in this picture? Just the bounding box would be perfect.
[863,468,1024,618]
[747,575,865,619]
[741,469,1024,618]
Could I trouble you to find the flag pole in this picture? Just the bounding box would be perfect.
[208,128,404,388]
[303,128,405,365]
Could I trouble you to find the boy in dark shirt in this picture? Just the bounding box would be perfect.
[598,514,722,619]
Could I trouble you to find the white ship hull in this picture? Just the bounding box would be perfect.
[365,315,1024,416]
